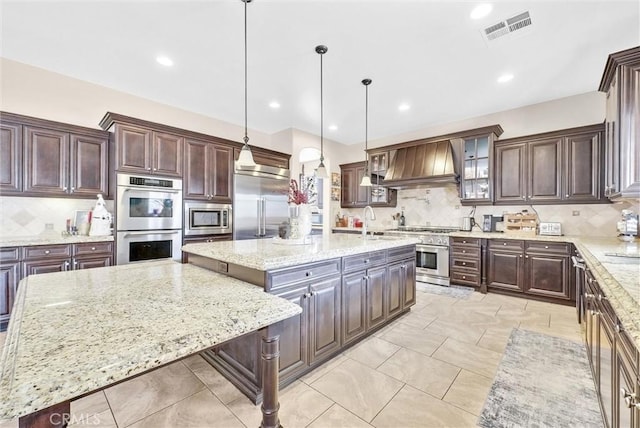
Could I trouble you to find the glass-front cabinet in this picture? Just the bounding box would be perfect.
[369,151,397,207]
[461,135,492,204]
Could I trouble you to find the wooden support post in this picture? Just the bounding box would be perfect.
[18,401,70,428]
[260,333,281,428]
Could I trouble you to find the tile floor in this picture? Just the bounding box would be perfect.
[0,287,583,428]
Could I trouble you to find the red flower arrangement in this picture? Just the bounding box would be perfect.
[288,179,308,205]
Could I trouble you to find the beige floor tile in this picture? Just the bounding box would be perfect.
[443,369,494,416]
[476,327,515,354]
[310,358,404,422]
[424,318,486,344]
[377,348,460,399]
[432,338,502,378]
[395,310,437,329]
[104,362,205,427]
[183,354,244,404]
[377,322,447,357]
[466,291,488,302]
[127,389,242,428]
[451,300,501,316]
[307,404,373,428]
[226,395,262,428]
[69,409,117,427]
[481,292,528,310]
[300,354,348,385]
[371,384,477,428]
[278,381,334,427]
[70,391,110,423]
[497,306,551,327]
[522,323,583,343]
[344,336,401,369]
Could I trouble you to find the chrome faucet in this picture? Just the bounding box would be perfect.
[362,205,376,238]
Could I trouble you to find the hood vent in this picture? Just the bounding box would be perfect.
[482,11,532,42]
[382,140,458,189]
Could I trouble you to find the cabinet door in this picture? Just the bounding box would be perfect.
[342,271,367,345]
[212,144,233,202]
[524,254,570,300]
[0,122,22,193]
[403,260,416,308]
[605,71,620,197]
[355,165,369,206]
[116,124,151,173]
[341,167,356,207]
[599,313,614,428]
[387,262,404,319]
[152,132,183,177]
[269,285,309,381]
[487,250,523,292]
[565,132,602,202]
[0,262,19,329]
[69,133,109,197]
[494,143,526,204]
[528,138,562,202]
[23,259,71,276]
[366,265,387,330]
[616,345,638,428]
[309,276,342,364]
[73,256,113,270]
[23,126,69,194]
[184,139,209,200]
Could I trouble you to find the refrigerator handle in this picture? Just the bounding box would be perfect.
[256,199,262,236]
[262,198,267,237]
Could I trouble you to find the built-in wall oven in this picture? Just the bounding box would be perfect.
[184,202,232,236]
[116,173,183,264]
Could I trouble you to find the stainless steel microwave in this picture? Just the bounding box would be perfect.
[184,202,232,236]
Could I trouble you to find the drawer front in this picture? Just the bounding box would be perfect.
[343,251,386,272]
[451,258,480,272]
[268,258,341,290]
[489,239,524,252]
[387,245,415,262]
[451,246,480,258]
[450,236,480,247]
[74,241,114,257]
[0,247,20,262]
[450,270,480,286]
[525,241,571,255]
[23,244,72,260]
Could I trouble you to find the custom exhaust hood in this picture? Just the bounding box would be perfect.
[382,140,458,189]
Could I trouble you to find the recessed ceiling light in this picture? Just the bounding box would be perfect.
[156,56,173,67]
[328,125,338,131]
[470,3,493,20]
[269,101,280,109]
[497,73,514,83]
[398,103,411,111]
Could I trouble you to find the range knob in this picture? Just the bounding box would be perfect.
[427,237,434,244]
[437,238,444,245]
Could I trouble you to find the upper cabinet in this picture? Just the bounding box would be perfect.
[460,135,493,204]
[599,46,640,199]
[368,151,397,207]
[232,146,290,170]
[494,124,604,204]
[339,159,397,208]
[113,124,183,177]
[0,112,110,198]
[184,138,233,203]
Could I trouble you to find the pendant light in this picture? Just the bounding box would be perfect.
[315,45,328,178]
[236,0,256,167]
[359,78,373,187]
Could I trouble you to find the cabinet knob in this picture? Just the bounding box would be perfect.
[64,261,70,270]
[91,247,96,251]
[462,275,466,279]
[522,196,526,199]
[70,187,75,193]
[364,259,370,264]
[305,271,313,277]
[615,324,621,333]
[44,250,50,254]
[544,245,549,249]
[525,255,529,258]
[147,167,152,171]
[74,261,78,268]
[304,292,312,298]
[585,293,595,300]
[565,194,569,198]
[153,168,157,171]
[462,262,466,265]
[621,388,638,408]
[462,240,466,244]
[62,187,68,191]
[519,255,523,258]
[462,250,466,253]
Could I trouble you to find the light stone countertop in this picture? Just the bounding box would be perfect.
[0,234,114,248]
[0,260,302,420]
[451,231,640,349]
[182,234,420,271]
[331,226,387,234]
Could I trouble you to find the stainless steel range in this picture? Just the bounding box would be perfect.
[385,226,459,286]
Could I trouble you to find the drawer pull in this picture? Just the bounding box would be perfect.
[462,275,466,279]
[91,247,96,251]
[305,271,313,277]
[503,243,507,246]
[621,388,638,408]
[462,250,466,253]
[585,293,595,300]
[462,262,466,266]
[462,240,466,244]
[544,245,549,249]
[364,259,370,264]
[44,250,50,255]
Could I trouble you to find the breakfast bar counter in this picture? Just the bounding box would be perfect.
[0,260,301,426]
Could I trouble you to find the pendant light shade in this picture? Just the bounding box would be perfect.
[359,78,372,187]
[315,45,328,179]
[236,0,256,167]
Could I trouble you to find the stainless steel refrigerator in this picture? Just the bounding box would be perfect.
[233,164,290,240]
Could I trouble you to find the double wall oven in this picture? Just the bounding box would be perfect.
[116,174,183,264]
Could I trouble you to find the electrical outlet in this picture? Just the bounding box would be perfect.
[45,223,54,230]
[572,210,580,216]
[454,205,460,210]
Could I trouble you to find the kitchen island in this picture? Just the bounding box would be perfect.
[182,234,419,403]
[0,260,301,427]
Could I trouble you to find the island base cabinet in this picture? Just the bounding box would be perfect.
[308,277,342,364]
[342,272,367,345]
[366,266,387,330]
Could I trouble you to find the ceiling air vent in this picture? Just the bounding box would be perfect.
[482,11,532,42]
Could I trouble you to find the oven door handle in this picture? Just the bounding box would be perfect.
[122,187,182,194]
[123,230,181,237]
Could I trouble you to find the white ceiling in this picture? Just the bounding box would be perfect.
[1,1,638,145]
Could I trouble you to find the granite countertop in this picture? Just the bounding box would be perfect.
[0,260,301,420]
[0,234,114,248]
[182,234,419,271]
[332,226,387,234]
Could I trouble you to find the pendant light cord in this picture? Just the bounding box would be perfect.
[243,0,249,145]
[320,51,324,161]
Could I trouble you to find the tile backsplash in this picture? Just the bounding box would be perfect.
[0,196,115,237]
[332,187,638,237]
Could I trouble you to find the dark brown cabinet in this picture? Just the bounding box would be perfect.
[449,237,482,288]
[600,46,640,199]
[184,138,232,202]
[308,276,342,364]
[342,271,367,345]
[233,146,290,170]
[340,161,396,208]
[365,265,387,330]
[487,239,572,302]
[494,124,604,204]
[0,121,22,193]
[0,247,20,331]
[115,124,183,177]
